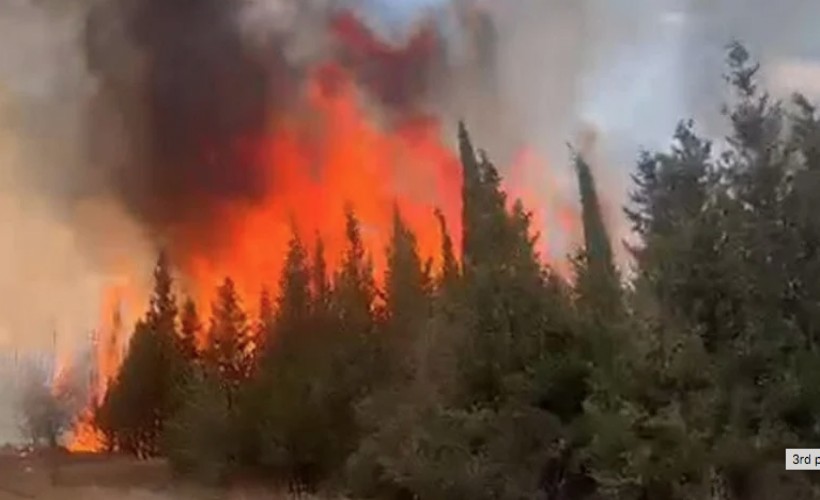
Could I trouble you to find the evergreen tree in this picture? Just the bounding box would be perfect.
[95,252,184,457]
[784,93,820,358]
[148,250,178,335]
[434,207,459,294]
[334,206,377,330]
[573,152,620,317]
[312,235,332,321]
[251,287,274,357]
[579,45,820,499]
[346,125,587,500]
[624,121,735,352]
[571,141,713,499]
[273,231,311,353]
[310,235,335,354]
[178,297,200,363]
[322,207,379,405]
[385,206,429,346]
[454,124,551,407]
[575,153,613,273]
[253,225,372,487]
[147,43,820,499]
[165,367,238,484]
[206,277,251,402]
[458,120,481,269]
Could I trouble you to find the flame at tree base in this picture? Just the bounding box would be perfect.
[66,410,107,453]
[52,284,134,454]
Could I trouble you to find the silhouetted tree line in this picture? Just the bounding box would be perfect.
[93,44,820,499]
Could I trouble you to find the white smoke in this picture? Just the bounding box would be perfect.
[0,1,155,354]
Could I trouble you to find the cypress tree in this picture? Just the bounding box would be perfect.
[572,152,620,317]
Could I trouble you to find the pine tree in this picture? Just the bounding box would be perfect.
[434,207,459,293]
[334,206,377,338]
[310,235,334,350]
[253,223,376,487]
[347,125,585,499]
[786,94,820,352]
[575,153,614,278]
[95,252,185,457]
[458,120,481,270]
[206,277,251,402]
[457,124,512,276]
[453,124,550,406]
[623,121,735,351]
[255,287,274,355]
[178,297,201,362]
[310,236,325,289]
[274,231,311,350]
[386,206,428,319]
[382,206,430,379]
[147,250,178,335]
[572,152,620,317]
[323,207,378,464]
[576,45,820,499]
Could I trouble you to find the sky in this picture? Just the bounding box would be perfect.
[4,0,820,192]
[364,0,820,157]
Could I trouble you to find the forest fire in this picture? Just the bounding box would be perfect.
[53,286,138,452]
[9,0,819,495]
[172,62,464,316]
[50,3,580,454]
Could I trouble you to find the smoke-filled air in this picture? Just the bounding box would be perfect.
[2,0,820,498]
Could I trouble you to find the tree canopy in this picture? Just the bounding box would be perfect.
[89,44,820,499]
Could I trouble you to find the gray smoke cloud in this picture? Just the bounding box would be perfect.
[0,0,151,353]
[0,0,818,370]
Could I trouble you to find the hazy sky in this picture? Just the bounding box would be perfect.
[368,0,820,161]
[4,0,820,185]
[349,0,820,256]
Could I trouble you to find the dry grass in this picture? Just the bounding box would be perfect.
[0,450,345,500]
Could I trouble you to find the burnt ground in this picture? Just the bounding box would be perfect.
[0,448,338,500]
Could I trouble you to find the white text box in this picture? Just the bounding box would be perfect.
[786,449,820,470]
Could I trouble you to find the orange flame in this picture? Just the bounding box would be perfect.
[50,344,107,452]
[61,63,580,452]
[57,282,144,453]
[173,63,463,317]
[508,147,582,277]
[65,410,107,453]
[92,286,128,401]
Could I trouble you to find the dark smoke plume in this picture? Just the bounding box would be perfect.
[329,10,446,115]
[85,0,284,231]
[82,0,496,247]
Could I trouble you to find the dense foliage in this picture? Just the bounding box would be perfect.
[94,45,820,498]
